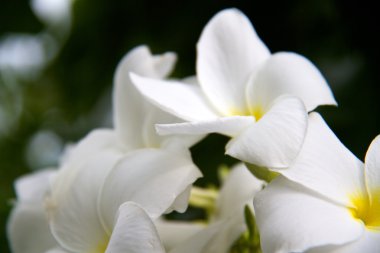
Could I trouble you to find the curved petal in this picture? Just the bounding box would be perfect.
[15,169,55,203]
[113,45,178,149]
[365,135,380,193]
[105,202,165,253]
[281,112,366,207]
[131,73,219,121]
[47,150,122,253]
[155,219,205,251]
[215,163,264,220]
[247,52,337,111]
[253,176,364,253]
[197,8,270,115]
[7,204,58,253]
[99,148,202,232]
[226,95,308,168]
[156,116,255,138]
[306,230,380,253]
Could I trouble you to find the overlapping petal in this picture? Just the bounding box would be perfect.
[156,116,254,137]
[364,135,380,193]
[226,95,307,168]
[197,8,270,115]
[131,73,219,121]
[105,202,165,253]
[98,148,202,232]
[247,52,337,111]
[254,176,364,253]
[280,112,366,207]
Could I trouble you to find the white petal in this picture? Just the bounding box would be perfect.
[306,230,380,253]
[7,204,58,253]
[156,116,255,137]
[364,135,380,193]
[155,219,205,250]
[48,150,122,253]
[15,169,55,204]
[169,218,244,253]
[99,148,202,231]
[131,73,219,121]
[197,8,270,115]
[247,52,337,111]
[113,45,178,149]
[281,112,366,207]
[254,176,364,253]
[215,163,264,220]
[164,185,192,214]
[226,95,308,168]
[105,202,165,253]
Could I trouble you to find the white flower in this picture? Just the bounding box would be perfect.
[7,169,67,253]
[156,163,264,253]
[46,46,202,253]
[131,8,336,168]
[253,112,380,253]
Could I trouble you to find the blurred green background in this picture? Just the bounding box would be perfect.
[1,0,379,252]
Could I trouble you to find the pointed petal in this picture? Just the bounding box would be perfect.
[48,150,122,253]
[156,116,255,137]
[155,219,205,250]
[226,95,308,168]
[105,202,165,253]
[281,112,366,207]
[306,230,380,253]
[365,135,380,193]
[131,73,219,121]
[247,52,337,111]
[113,46,178,149]
[254,176,364,253]
[216,163,264,220]
[99,148,202,231]
[7,204,58,253]
[197,8,270,115]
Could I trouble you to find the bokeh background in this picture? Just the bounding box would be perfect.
[1,0,379,252]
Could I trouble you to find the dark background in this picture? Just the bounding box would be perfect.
[1,0,379,252]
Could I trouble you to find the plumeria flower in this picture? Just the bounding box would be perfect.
[7,169,68,253]
[45,45,202,252]
[254,112,380,253]
[131,8,336,168]
[158,163,265,253]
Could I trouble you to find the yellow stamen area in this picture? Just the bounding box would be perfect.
[349,189,380,230]
[89,238,109,253]
[228,105,264,121]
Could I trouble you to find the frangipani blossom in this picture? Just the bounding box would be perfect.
[131,8,336,168]
[7,169,67,253]
[120,163,264,253]
[46,46,202,252]
[254,112,380,253]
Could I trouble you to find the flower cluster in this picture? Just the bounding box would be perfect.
[7,8,379,253]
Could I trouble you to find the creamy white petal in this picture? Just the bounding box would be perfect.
[131,73,219,121]
[155,219,205,251]
[306,230,380,253]
[113,45,178,149]
[48,150,122,253]
[99,148,202,232]
[105,202,165,253]
[247,52,337,111]
[364,135,380,193]
[7,204,58,253]
[254,176,364,253]
[215,163,264,220]
[15,169,55,203]
[164,185,192,214]
[226,95,307,168]
[156,116,255,137]
[281,112,366,207]
[197,8,270,115]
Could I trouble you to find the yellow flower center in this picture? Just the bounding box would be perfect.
[89,238,109,253]
[349,189,380,230]
[228,105,264,121]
